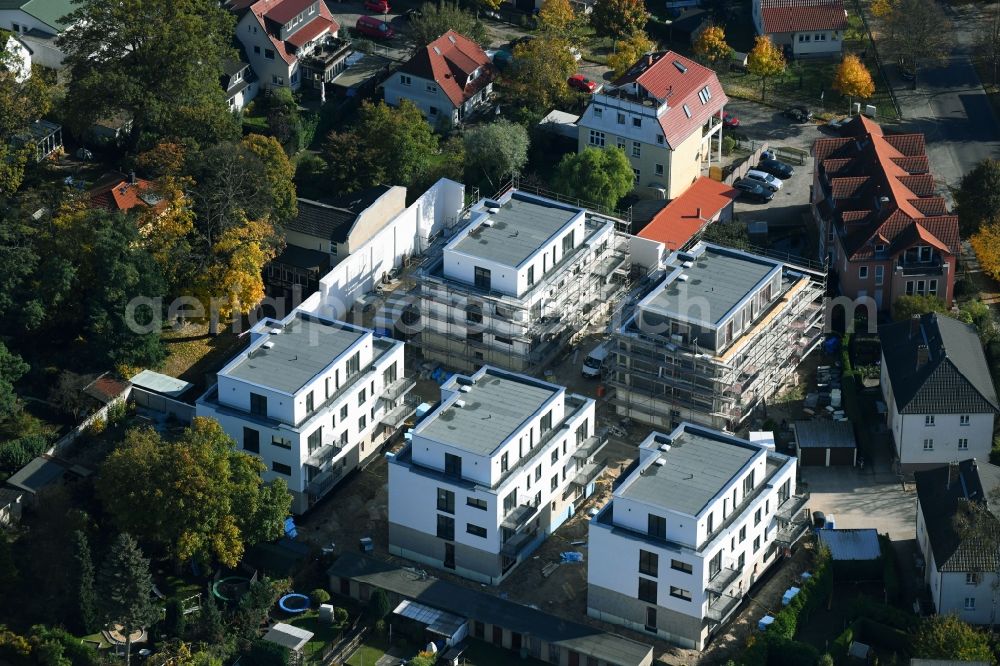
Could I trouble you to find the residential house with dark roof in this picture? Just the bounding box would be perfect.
[752,0,848,58]
[915,459,1000,624]
[812,115,959,311]
[266,185,406,299]
[0,0,73,68]
[879,313,999,471]
[233,0,344,91]
[221,59,258,112]
[588,424,809,649]
[576,51,729,199]
[382,30,496,128]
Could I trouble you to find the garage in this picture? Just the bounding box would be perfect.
[793,420,857,467]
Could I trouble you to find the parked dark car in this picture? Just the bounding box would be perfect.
[734,179,774,203]
[402,7,421,21]
[757,157,794,179]
[784,105,813,123]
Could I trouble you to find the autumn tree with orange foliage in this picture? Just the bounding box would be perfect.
[972,218,1000,281]
[694,24,732,69]
[832,53,875,108]
[747,35,785,101]
[607,31,656,77]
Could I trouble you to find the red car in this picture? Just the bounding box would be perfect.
[720,111,740,128]
[364,0,390,12]
[356,15,394,38]
[568,73,598,93]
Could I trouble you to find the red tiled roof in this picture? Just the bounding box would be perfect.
[247,0,339,65]
[610,51,728,149]
[398,30,495,108]
[813,115,959,262]
[638,177,737,250]
[88,173,167,214]
[759,0,848,34]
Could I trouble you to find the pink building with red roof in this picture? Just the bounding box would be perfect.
[576,51,728,199]
[812,115,959,311]
[233,0,345,91]
[752,0,848,58]
[382,30,496,128]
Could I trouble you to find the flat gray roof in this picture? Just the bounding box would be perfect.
[224,314,365,394]
[450,195,580,268]
[642,247,777,327]
[419,371,559,456]
[793,420,856,448]
[130,369,193,398]
[817,529,881,560]
[620,431,757,516]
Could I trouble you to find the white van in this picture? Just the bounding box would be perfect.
[582,343,610,378]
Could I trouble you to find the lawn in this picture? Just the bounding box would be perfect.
[345,635,394,666]
[160,321,244,390]
[289,611,345,662]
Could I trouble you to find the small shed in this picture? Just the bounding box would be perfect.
[793,420,856,466]
[262,623,314,654]
[817,528,882,580]
[129,370,195,421]
[392,600,468,647]
[537,110,580,140]
[5,457,72,502]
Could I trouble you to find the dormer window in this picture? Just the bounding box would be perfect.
[874,243,885,253]
[697,86,711,104]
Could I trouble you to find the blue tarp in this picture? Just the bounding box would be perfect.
[284,517,297,539]
[560,552,583,563]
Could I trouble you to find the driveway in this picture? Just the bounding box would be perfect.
[889,2,1000,194]
[800,464,917,539]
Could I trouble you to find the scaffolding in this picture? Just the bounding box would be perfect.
[608,253,827,433]
[393,185,635,374]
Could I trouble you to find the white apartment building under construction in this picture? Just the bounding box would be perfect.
[610,242,825,432]
[414,189,630,373]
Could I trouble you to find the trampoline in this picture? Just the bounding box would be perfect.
[212,576,252,604]
[278,593,310,614]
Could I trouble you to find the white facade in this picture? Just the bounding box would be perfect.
[0,9,68,69]
[587,425,807,649]
[2,34,31,82]
[881,352,996,468]
[383,70,492,127]
[387,366,603,584]
[196,311,411,514]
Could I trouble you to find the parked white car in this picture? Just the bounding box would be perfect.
[745,169,783,192]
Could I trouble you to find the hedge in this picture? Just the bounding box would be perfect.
[877,534,901,603]
[832,617,912,662]
[848,597,918,632]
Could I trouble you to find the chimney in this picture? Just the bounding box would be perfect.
[947,460,960,490]
[129,170,136,185]
[916,344,929,370]
[647,55,654,66]
[909,314,921,339]
[695,207,702,219]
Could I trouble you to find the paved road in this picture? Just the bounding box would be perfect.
[890,2,1000,193]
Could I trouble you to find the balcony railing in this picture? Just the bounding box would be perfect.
[501,502,538,531]
[383,377,416,402]
[570,461,605,488]
[775,492,810,523]
[705,592,741,623]
[572,435,607,461]
[305,442,344,469]
[706,565,741,595]
[379,395,420,428]
[307,464,344,500]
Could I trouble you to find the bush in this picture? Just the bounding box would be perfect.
[310,588,330,606]
[722,135,736,156]
[767,637,819,666]
[333,607,348,625]
[106,400,129,425]
[0,434,48,473]
[877,534,901,603]
[244,640,289,666]
[832,625,854,662]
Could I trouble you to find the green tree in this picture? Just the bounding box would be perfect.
[958,299,998,344]
[553,147,635,212]
[310,589,331,606]
[913,615,994,663]
[74,531,99,635]
[261,88,304,154]
[0,341,27,424]
[975,7,1000,85]
[368,588,392,620]
[163,598,187,640]
[891,294,948,321]
[242,134,298,228]
[97,534,159,666]
[244,641,289,666]
[196,596,225,644]
[409,3,488,47]
[0,213,39,317]
[747,35,786,101]
[591,0,648,40]
[463,120,529,191]
[500,36,577,115]
[322,101,438,193]
[956,159,1000,237]
[57,0,239,146]
[0,50,51,195]
[232,579,283,643]
[98,419,292,568]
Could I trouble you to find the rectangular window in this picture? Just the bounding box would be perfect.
[961,414,971,426]
[429,106,438,116]
[925,415,935,426]
[503,490,517,515]
[648,514,667,539]
[638,578,657,603]
[436,514,455,540]
[639,550,658,577]
[632,168,640,182]
[753,535,761,553]
[967,573,979,585]
[250,393,267,416]
[655,163,664,176]
[347,351,360,376]
[965,597,976,610]
[474,266,491,290]
[632,141,641,158]
[527,265,535,286]
[500,452,509,473]
[383,362,397,387]
[426,83,438,92]
[669,586,691,601]
[706,512,714,534]
[929,279,938,295]
[467,496,487,510]
[535,464,542,482]
[737,552,745,569]
[656,134,664,144]
[272,462,291,475]
[495,335,512,346]
[307,428,322,453]
[358,414,366,431]
[550,449,558,465]
[243,427,260,454]
[739,525,747,543]
[632,117,641,127]
[906,280,915,296]
[594,107,603,118]
[445,453,462,477]
[617,112,625,124]
[645,607,656,632]
[709,551,722,579]
[959,438,969,450]
[670,559,693,574]
[400,74,411,85]
[437,488,455,513]
[683,103,692,117]
[875,265,884,286]
[466,523,487,538]
[305,391,315,413]
[754,508,762,526]
[271,435,291,449]
[358,387,367,406]
[859,266,868,279]
[551,474,558,491]
[339,404,349,421]
[254,45,261,54]
[265,48,275,59]
[743,471,755,494]
[588,130,605,147]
